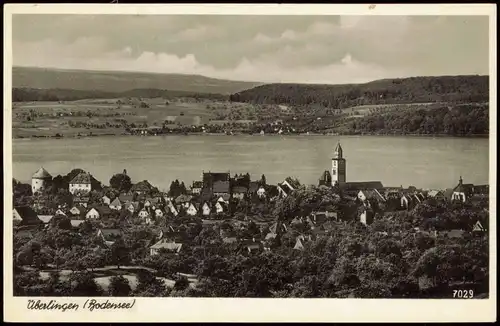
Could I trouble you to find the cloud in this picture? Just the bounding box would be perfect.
[12,14,489,83]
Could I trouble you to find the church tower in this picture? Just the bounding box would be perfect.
[331,142,346,186]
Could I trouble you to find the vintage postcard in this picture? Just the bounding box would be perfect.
[3,3,497,323]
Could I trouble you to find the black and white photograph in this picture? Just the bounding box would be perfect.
[4,3,496,322]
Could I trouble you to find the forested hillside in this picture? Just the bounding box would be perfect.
[229,76,489,108]
[12,87,228,102]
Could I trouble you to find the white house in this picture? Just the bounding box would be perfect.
[69,172,92,195]
[257,186,266,198]
[86,208,100,219]
[217,195,229,204]
[55,209,67,216]
[202,202,211,216]
[31,167,52,195]
[215,202,227,214]
[154,208,164,218]
[69,206,82,216]
[102,195,111,205]
[138,209,150,219]
[149,239,183,256]
[109,198,122,210]
[452,177,473,203]
[186,203,198,216]
[166,201,179,217]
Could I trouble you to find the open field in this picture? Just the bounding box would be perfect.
[12,97,262,138]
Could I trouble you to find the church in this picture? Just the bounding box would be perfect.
[319,142,384,193]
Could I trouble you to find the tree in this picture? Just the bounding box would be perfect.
[109,239,130,269]
[260,174,267,186]
[69,272,103,296]
[108,275,132,296]
[174,276,190,291]
[109,173,132,192]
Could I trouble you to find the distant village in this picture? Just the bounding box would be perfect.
[13,142,489,257]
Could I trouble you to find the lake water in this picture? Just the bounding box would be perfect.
[12,135,490,191]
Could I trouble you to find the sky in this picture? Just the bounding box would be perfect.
[12,14,490,84]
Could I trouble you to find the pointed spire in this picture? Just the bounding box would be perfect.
[334,141,343,158]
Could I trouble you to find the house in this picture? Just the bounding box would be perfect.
[202,202,211,216]
[451,177,474,203]
[13,206,42,226]
[175,194,193,208]
[232,186,248,200]
[217,194,231,203]
[213,181,230,197]
[69,172,92,195]
[119,194,134,203]
[38,215,54,225]
[215,201,228,214]
[266,222,288,240]
[102,195,111,205]
[427,190,445,201]
[191,181,203,195]
[70,220,85,228]
[166,201,179,217]
[473,185,489,195]
[359,207,375,226]
[150,239,183,255]
[340,181,384,197]
[248,182,260,197]
[69,205,85,217]
[125,201,140,214]
[311,210,337,223]
[85,207,100,219]
[472,220,486,234]
[202,171,231,188]
[31,167,52,194]
[55,209,67,217]
[277,177,301,198]
[73,196,90,208]
[241,239,264,254]
[109,198,122,210]
[358,189,386,206]
[154,208,164,218]
[186,203,199,216]
[318,170,332,187]
[85,206,112,220]
[97,228,123,246]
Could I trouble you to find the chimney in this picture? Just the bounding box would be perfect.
[459,176,463,185]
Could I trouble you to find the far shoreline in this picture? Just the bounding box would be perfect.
[12,132,490,141]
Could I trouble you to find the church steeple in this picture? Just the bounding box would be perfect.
[334,141,343,159]
[331,141,346,186]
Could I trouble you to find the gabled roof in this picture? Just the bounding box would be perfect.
[217,193,231,201]
[70,220,85,228]
[213,181,230,193]
[319,170,332,182]
[232,186,248,194]
[70,172,92,185]
[293,237,305,250]
[150,239,183,252]
[99,228,122,240]
[427,190,443,198]
[248,182,260,193]
[32,167,52,179]
[340,181,384,191]
[109,198,122,207]
[284,177,301,189]
[13,206,41,224]
[119,194,133,202]
[38,215,54,224]
[360,189,386,202]
[88,205,112,216]
[175,194,193,203]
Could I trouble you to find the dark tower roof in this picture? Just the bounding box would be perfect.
[334,142,343,158]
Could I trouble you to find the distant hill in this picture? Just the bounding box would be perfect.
[229,75,489,108]
[12,66,262,95]
[12,87,229,102]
